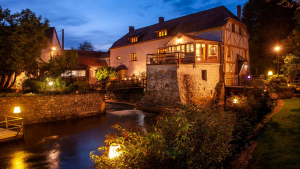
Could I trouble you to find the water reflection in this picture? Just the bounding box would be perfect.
[0,103,156,169]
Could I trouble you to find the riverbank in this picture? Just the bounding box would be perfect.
[0,92,105,125]
[248,99,300,168]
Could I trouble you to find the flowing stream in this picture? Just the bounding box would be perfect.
[0,103,157,169]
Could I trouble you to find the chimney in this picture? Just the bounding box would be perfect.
[159,17,164,23]
[237,5,242,21]
[129,26,134,32]
[62,29,64,51]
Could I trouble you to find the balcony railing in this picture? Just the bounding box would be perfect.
[146,52,195,65]
[225,75,267,87]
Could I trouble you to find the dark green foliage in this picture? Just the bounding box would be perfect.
[242,0,297,74]
[91,105,235,169]
[227,88,274,141]
[40,50,78,78]
[69,80,91,93]
[77,41,94,51]
[0,6,49,88]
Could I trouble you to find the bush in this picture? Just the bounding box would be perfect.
[226,91,274,141]
[22,79,43,92]
[91,105,235,169]
[70,80,91,93]
[276,86,295,99]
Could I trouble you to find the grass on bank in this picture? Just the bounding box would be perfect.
[249,99,300,169]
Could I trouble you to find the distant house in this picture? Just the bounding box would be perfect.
[61,51,108,83]
[12,27,62,90]
[41,27,62,62]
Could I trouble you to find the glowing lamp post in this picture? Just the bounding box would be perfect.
[49,81,53,86]
[14,107,21,117]
[268,71,273,76]
[274,46,280,77]
[109,144,121,159]
[233,99,238,104]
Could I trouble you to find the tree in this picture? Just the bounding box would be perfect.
[0,7,49,89]
[77,41,94,51]
[242,0,297,74]
[40,50,79,78]
[95,66,117,81]
[281,54,300,81]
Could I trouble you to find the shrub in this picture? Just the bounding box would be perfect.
[70,80,91,93]
[22,79,43,92]
[226,91,274,141]
[91,105,235,169]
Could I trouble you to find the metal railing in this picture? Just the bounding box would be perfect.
[225,75,267,87]
[0,115,24,136]
[146,52,195,65]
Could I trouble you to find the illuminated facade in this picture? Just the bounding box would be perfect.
[110,5,250,82]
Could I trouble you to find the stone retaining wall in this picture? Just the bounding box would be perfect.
[138,63,222,110]
[0,92,105,125]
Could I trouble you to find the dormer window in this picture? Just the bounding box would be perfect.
[130,37,138,43]
[158,30,167,37]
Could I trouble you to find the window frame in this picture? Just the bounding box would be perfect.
[157,29,168,38]
[130,37,138,43]
[130,53,137,61]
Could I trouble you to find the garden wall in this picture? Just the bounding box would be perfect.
[0,92,105,125]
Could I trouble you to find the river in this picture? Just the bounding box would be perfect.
[0,103,157,169]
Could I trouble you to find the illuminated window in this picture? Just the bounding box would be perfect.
[232,23,235,32]
[172,46,175,53]
[181,45,185,58]
[201,44,206,60]
[130,53,137,61]
[117,56,121,60]
[186,44,190,52]
[208,44,218,62]
[130,37,138,43]
[176,45,180,52]
[190,44,194,52]
[158,30,167,37]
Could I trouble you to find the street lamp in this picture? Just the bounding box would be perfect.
[275,46,280,77]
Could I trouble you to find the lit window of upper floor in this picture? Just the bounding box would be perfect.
[158,30,167,37]
[130,37,138,43]
[117,56,121,60]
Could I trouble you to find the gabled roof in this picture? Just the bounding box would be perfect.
[45,27,62,48]
[111,6,240,49]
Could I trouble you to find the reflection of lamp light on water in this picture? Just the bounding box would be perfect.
[233,99,238,104]
[14,107,21,117]
[109,144,121,159]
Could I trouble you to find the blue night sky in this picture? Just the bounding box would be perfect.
[1,0,247,51]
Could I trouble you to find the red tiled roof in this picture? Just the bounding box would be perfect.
[77,57,107,67]
[111,6,240,49]
[77,50,109,58]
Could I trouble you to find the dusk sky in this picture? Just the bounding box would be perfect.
[1,0,248,51]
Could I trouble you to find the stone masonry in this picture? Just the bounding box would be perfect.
[139,63,221,110]
[0,92,105,125]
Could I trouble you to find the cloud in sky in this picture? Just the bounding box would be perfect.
[1,0,247,51]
